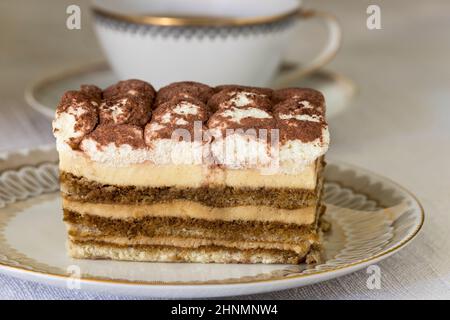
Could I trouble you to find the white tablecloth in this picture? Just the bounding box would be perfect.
[0,0,449,299]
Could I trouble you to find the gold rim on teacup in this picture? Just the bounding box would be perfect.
[92,6,302,27]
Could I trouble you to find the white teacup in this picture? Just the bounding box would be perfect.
[92,0,341,89]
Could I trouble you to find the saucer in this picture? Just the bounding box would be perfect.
[25,61,356,119]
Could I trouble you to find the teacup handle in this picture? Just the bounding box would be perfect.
[275,9,342,87]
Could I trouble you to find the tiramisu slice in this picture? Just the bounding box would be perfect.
[53,80,329,264]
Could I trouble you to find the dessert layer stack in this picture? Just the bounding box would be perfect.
[53,80,330,264]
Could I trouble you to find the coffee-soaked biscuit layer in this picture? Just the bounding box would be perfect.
[60,171,323,209]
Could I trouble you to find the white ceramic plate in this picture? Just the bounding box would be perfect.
[25,62,356,119]
[0,146,423,298]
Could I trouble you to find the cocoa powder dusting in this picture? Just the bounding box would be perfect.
[56,80,327,148]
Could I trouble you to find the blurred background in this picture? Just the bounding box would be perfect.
[0,0,449,299]
[2,0,450,217]
[2,0,449,162]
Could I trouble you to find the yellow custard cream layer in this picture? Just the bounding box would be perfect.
[59,151,319,189]
[63,199,317,225]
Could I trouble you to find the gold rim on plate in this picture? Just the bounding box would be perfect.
[0,159,424,287]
